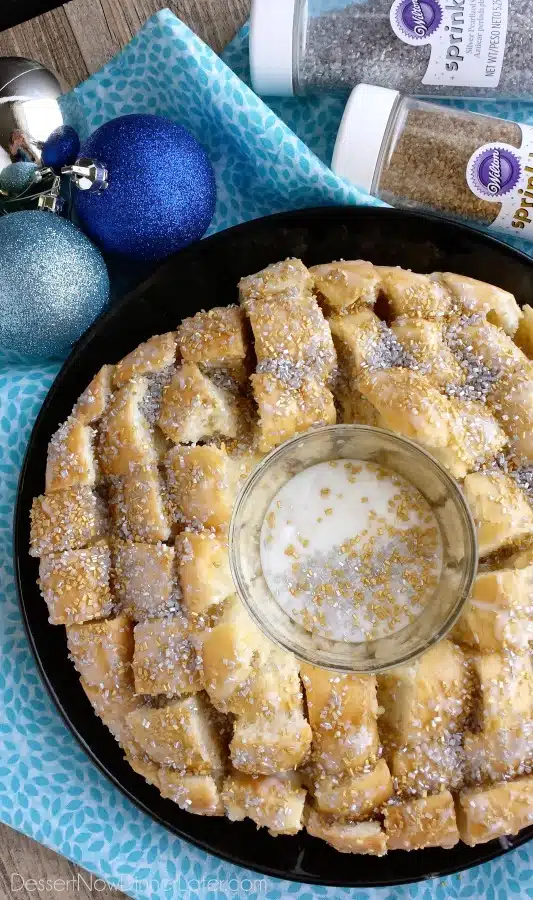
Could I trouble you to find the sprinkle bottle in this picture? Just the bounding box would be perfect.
[332,83,533,241]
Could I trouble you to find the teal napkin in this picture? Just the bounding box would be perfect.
[1,9,532,900]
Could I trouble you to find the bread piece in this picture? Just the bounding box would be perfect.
[67,612,134,691]
[45,417,97,493]
[39,539,112,625]
[252,372,336,453]
[229,649,302,719]
[177,306,250,382]
[165,444,236,532]
[30,487,107,557]
[433,398,507,480]
[124,750,161,788]
[377,267,452,319]
[126,693,225,772]
[470,651,533,734]
[452,567,533,652]
[311,260,381,314]
[357,368,451,449]
[200,594,267,711]
[312,760,394,818]
[109,469,170,543]
[240,257,312,300]
[328,309,383,379]
[113,540,180,620]
[514,304,533,358]
[175,531,233,616]
[437,272,521,335]
[158,362,242,444]
[391,319,465,388]
[301,665,379,775]
[463,727,533,784]
[457,776,533,846]
[113,333,177,388]
[222,771,306,835]
[384,791,459,851]
[99,378,159,477]
[159,769,224,815]
[230,713,312,775]
[81,679,142,749]
[304,809,387,856]
[73,365,114,425]
[487,367,533,461]
[462,472,533,557]
[133,616,202,696]
[390,740,464,796]
[377,641,470,748]
[455,320,527,375]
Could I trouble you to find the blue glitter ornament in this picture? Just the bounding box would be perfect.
[42,125,81,171]
[0,162,39,196]
[72,114,216,261]
[0,211,109,357]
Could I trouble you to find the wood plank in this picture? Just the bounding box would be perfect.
[0,6,89,88]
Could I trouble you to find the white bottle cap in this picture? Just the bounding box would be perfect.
[249,0,297,97]
[332,84,400,193]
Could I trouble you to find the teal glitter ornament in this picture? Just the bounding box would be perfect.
[0,162,39,196]
[70,114,216,261]
[0,211,109,357]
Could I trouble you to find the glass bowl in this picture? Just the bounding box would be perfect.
[229,425,478,674]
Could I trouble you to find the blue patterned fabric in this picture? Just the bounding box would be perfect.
[1,10,533,900]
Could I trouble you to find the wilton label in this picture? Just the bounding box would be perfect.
[390,0,509,88]
[466,127,533,235]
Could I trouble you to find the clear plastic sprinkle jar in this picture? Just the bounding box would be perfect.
[332,84,533,241]
[229,425,477,674]
[250,0,533,99]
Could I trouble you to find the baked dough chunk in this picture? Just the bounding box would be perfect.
[487,367,533,461]
[230,712,312,775]
[252,372,336,453]
[462,472,533,557]
[45,417,97,493]
[67,612,134,691]
[469,651,533,734]
[328,309,384,379]
[177,305,250,383]
[113,540,180,620]
[311,260,382,315]
[377,641,470,749]
[113,332,177,388]
[165,444,236,532]
[81,678,142,750]
[30,487,107,557]
[99,378,159,477]
[452,567,533,652]
[384,791,459,851]
[377,267,452,319]
[304,809,387,856]
[311,759,394,818]
[133,615,202,696]
[222,771,306,835]
[39,539,112,625]
[514,304,533,358]
[73,365,114,425]
[463,728,533,784]
[240,259,335,378]
[434,398,506,480]
[457,776,533,846]
[158,769,224,815]
[390,740,464,797]
[158,362,242,444]
[390,319,464,388]
[228,648,303,719]
[436,272,521,335]
[454,319,527,376]
[124,750,161,788]
[126,693,226,772]
[301,664,379,775]
[175,530,233,616]
[109,470,170,543]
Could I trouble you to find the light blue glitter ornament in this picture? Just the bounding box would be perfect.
[0,162,39,196]
[72,114,216,261]
[0,211,109,357]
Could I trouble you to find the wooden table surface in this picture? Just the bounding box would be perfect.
[0,3,249,897]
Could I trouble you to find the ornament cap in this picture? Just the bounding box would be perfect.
[63,156,108,192]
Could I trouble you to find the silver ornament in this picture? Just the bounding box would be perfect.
[0,58,63,171]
